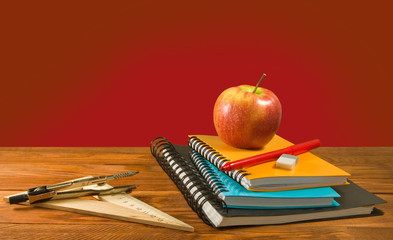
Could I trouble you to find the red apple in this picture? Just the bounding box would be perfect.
[213,74,282,149]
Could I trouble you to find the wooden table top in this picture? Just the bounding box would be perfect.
[0,147,392,239]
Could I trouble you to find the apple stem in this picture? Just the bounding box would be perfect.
[252,73,266,93]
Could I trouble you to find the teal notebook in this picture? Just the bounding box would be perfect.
[190,150,340,209]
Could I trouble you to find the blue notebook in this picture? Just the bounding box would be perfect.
[190,150,340,209]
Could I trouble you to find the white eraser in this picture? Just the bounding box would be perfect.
[275,154,299,170]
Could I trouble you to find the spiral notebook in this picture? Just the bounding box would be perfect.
[190,150,340,209]
[189,135,350,191]
[150,137,385,228]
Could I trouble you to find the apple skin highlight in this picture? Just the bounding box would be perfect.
[213,85,282,149]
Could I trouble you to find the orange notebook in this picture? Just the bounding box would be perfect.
[188,135,350,191]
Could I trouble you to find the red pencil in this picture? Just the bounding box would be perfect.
[220,139,321,171]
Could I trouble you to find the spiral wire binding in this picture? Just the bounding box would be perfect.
[190,151,229,196]
[188,136,250,184]
[150,137,227,227]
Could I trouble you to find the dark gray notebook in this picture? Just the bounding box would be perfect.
[150,137,386,228]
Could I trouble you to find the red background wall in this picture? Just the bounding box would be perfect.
[1,1,392,147]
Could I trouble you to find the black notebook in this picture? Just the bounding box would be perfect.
[150,137,386,228]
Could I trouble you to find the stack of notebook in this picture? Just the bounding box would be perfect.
[150,135,385,228]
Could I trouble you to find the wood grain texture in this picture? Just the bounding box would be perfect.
[0,147,392,239]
